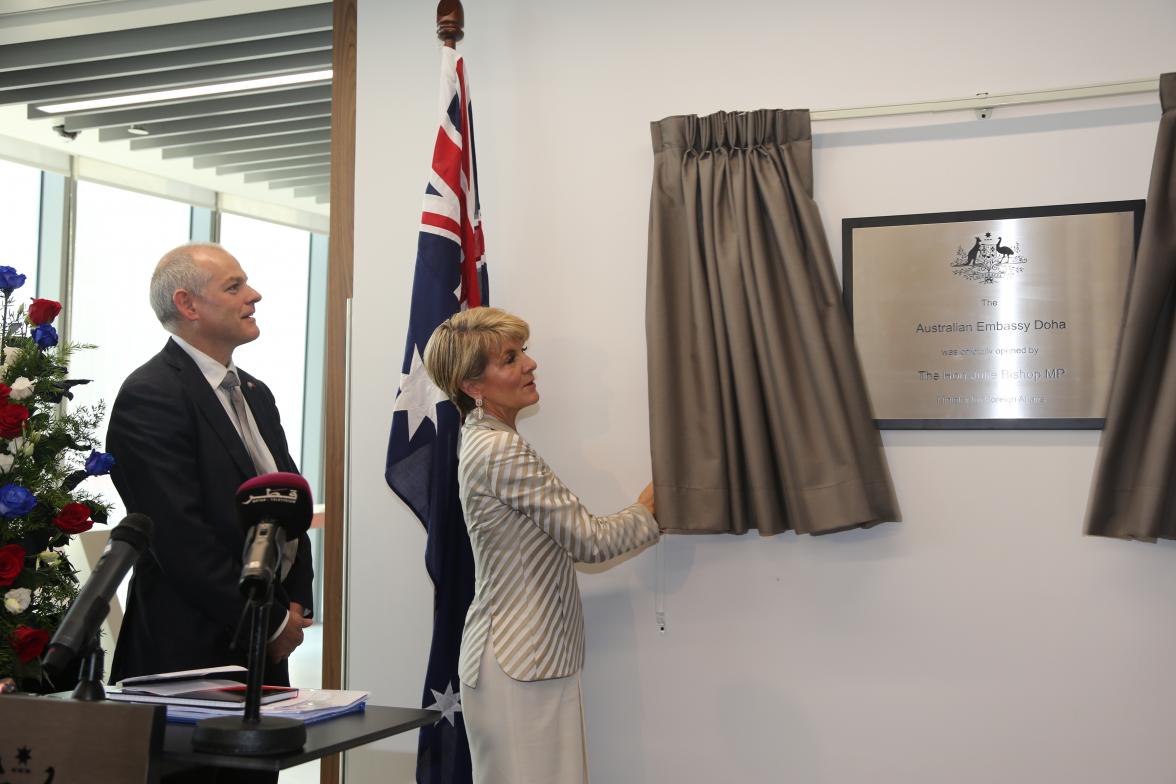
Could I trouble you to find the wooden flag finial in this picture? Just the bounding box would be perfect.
[437,0,464,48]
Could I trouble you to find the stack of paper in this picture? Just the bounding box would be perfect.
[163,688,370,724]
[109,681,297,709]
[117,665,250,686]
[105,666,367,724]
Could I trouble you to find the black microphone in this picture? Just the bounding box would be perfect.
[236,472,312,597]
[41,513,153,676]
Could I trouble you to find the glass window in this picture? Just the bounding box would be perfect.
[218,213,311,467]
[69,180,193,521]
[0,159,42,297]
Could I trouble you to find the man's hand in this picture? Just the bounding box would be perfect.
[267,601,313,662]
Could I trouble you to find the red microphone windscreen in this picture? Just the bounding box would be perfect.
[236,471,313,535]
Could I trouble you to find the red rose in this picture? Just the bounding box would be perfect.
[0,403,28,438]
[10,625,49,663]
[53,503,93,534]
[0,543,24,587]
[0,383,9,402]
[27,298,62,326]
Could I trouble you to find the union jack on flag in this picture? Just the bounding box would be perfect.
[385,45,487,784]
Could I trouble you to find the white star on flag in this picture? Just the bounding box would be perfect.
[426,681,463,726]
[394,345,449,440]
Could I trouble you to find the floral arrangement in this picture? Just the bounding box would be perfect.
[0,265,113,688]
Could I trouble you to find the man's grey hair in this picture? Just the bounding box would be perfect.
[150,242,222,332]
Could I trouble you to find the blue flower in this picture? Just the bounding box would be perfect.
[0,267,26,294]
[0,484,36,518]
[31,324,58,349]
[84,450,115,476]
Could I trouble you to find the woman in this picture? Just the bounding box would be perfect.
[423,307,660,783]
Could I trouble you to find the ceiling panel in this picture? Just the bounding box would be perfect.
[0,31,332,92]
[0,2,333,206]
[0,4,331,69]
[215,152,330,175]
[97,100,331,141]
[126,116,329,149]
[243,163,329,182]
[10,51,330,108]
[193,141,329,168]
[159,128,329,158]
[59,84,331,130]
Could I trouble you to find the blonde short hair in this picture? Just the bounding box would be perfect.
[423,307,530,418]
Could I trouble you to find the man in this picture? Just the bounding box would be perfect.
[106,242,313,686]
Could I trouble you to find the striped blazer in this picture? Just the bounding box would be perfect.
[457,414,660,686]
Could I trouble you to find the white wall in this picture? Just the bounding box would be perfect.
[349,2,1176,782]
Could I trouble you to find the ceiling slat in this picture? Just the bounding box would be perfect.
[10,51,330,108]
[98,101,332,141]
[243,164,330,183]
[295,184,330,198]
[159,129,330,158]
[126,117,330,149]
[268,174,331,189]
[0,32,332,91]
[193,142,331,168]
[215,153,332,176]
[0,4,332,71]
[58,84,332,131]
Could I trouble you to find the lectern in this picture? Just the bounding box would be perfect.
[0,695,165,783]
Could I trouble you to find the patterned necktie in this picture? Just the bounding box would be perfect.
[220,369,275,475]
[221,369,296,578]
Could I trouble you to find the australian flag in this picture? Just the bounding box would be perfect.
[385,45,487,784]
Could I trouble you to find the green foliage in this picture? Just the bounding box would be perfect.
[0,283,113,685]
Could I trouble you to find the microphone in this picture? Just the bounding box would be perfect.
[42,513,153,676]
[193,476,312,755]
[236,472,312,597]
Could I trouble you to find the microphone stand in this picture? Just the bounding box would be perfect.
[70,630,106,702]
[191,575,306,755]
[241,583,272,721]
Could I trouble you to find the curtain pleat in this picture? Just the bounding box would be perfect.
[646,109,899,535]
[1086,73,1176,541]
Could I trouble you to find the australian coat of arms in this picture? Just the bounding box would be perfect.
[952,231,1027,284]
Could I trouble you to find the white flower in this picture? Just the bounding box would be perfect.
[3,587,31,614]
[0,346,20,374]
[36,550,60,567]
[8,377,34,400]
[10,434,33,457]
[0,454,13,474]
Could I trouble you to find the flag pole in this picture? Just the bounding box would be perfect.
[437,0,464,48]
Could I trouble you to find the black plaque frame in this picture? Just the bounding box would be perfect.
[843,200,1144,430]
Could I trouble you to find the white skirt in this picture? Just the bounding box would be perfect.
[461,637,589,784]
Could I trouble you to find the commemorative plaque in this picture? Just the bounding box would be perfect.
[843,201,1143,428]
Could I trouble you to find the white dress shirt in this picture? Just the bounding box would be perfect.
[170,335,278,473]
[169,335,289,640]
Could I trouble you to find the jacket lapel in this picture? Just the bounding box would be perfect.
[163,339,256,478]
[239,372,295,473]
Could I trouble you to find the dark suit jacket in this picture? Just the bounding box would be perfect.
[106,338,314,684]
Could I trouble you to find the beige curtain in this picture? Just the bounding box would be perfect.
[646,109,899,535]
[1086,72,1176,541]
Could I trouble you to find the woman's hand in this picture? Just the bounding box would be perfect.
[638,481,655,517]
